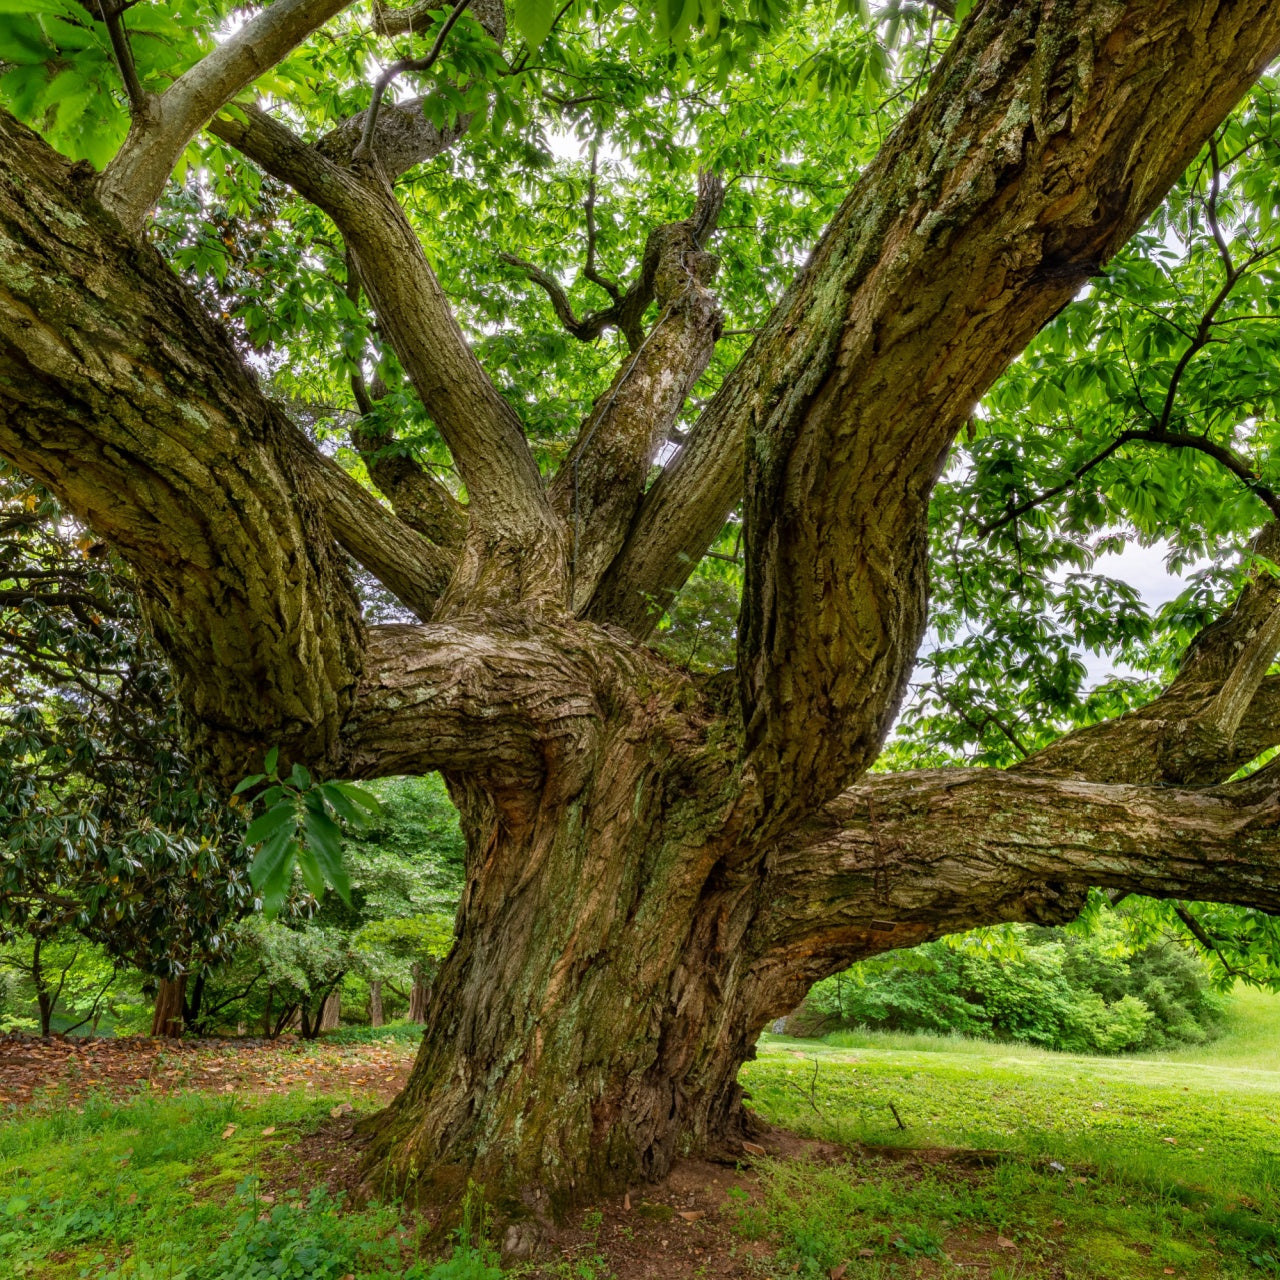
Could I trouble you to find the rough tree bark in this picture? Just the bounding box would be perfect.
[2,0,1280,1215]
[320,991,341,1033]
[369,979,384,1029]
[151,976,187,1039]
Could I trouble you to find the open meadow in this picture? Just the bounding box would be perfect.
[0,990,1277,1279]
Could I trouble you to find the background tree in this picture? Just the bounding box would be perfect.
[345,775,464,1025]
[0,468,253,1035]
[2,0,1280,1206]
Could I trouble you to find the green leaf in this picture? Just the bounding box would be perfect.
[323,781,382,818]
[514,0,557,50]
[249,828,296,918]
[288,761,312,790]
[263,745,279,775]
[0,0,77,12]
[242,802,297,848]
[303,799,350,904]
[295,845,327,900]
[232,773,265,796]
[954,0,974,20]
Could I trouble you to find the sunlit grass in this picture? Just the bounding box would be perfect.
[743,986,1280,1278]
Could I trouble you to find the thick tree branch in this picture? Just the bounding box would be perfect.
[340,620,608,820]
[209,104,563,604]
[0,112,363,781]
[546,174,726,609]
[591,3,1280,726]
[721,0,1280,827]
[1201,597,1280,742]
[97,0,354,230]
[292,442,452,617]
[343,259,467,549]
[758,764,1280,989]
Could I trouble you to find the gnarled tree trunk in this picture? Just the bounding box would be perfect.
[2,0,1279,1219]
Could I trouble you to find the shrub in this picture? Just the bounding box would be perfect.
[803,918,1226,1054]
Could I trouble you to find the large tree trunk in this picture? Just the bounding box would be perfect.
[151,976,187,1039]
[361,734,761,1206]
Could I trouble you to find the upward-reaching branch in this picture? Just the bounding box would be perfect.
[96,0,355,230]
[546,174,726,609]
[720,0,1280,826]
[592,4,1280,709]
[209,104,562,602]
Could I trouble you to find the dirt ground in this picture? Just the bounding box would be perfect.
[0,1029,413,1107]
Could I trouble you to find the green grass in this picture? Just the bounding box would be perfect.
[0,1086,504,1279]
[323,1020,426,1046]
[4,991,1280,1277]
[740,987,1280,1278]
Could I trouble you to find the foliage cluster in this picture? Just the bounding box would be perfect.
[802,916,1227,1054]
[0,774,465,1039]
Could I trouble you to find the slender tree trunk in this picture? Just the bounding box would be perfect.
[184,972,205,1035]
[407,965,429,1025]
[151,976,187,1039]
[31,938,54,1037]
[369,979,384,1029]
[320,990,341,1033]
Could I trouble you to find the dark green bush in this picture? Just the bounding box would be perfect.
[803,920,1226,1053]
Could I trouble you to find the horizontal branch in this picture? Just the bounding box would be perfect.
[759,764,1280,984]
[340,621,609,819]
[978,426,1280,538]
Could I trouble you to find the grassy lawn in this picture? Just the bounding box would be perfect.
[0,992,1278,1277]
[738,986,1280,1278]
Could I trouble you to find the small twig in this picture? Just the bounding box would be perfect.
[1174,903,1250,979]
[784,1057,829,1124]
[888,1101,907,1131]
[96,0,146,111]
[583,139,622,303]
[355,0,472,163]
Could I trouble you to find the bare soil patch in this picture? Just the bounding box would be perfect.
[0,1030,416,1108]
